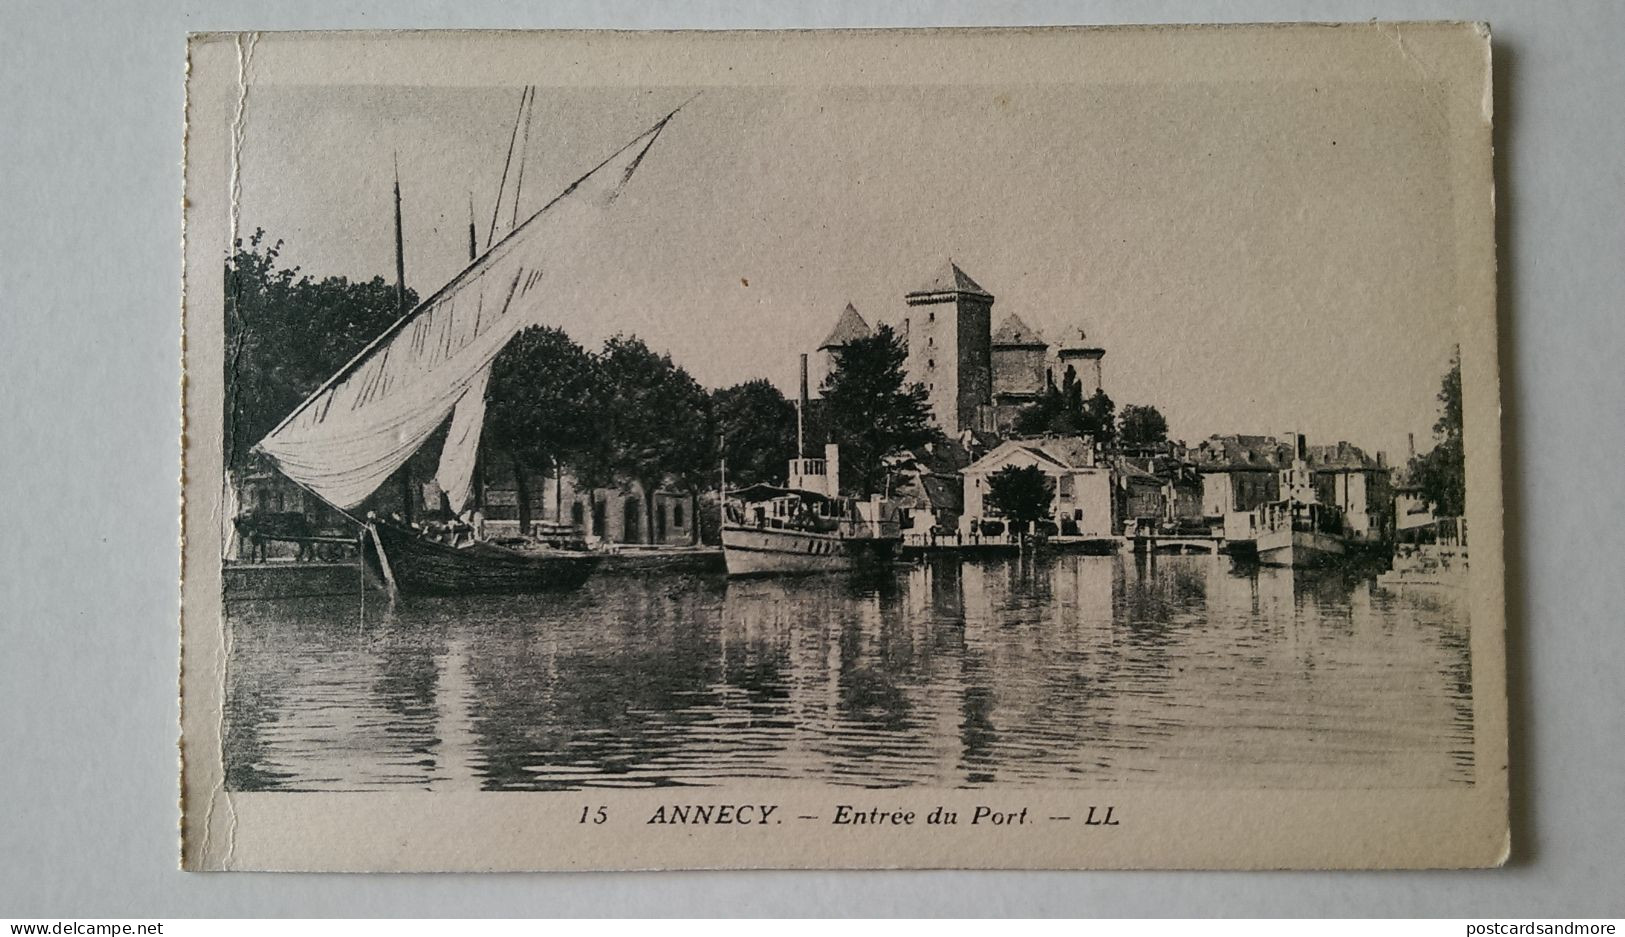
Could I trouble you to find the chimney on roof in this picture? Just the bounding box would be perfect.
[1376,451,1387,469]
[1408,432,1416,461]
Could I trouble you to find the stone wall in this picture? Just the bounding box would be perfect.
[993,343,1047,402]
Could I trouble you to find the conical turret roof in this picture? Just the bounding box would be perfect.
[1055,324,1104,354]
[991,312,1046,347]
[818,302,873,349]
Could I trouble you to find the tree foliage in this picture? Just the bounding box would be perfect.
[1013,367,1117,442]
[596,335,715,542]
[819,324,937,495]
[224,228,416,472]
[1408,349,1465,517]
[984,464,1055,531]
[1080,388,1116,442]
[1118,403,1169,448]
[486,326,606,531]
[712,379,798,488]
[1013,384,1076,437]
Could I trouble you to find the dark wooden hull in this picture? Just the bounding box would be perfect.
[365,521,600,595]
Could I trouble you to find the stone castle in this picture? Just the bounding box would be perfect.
[812,261,1105,435]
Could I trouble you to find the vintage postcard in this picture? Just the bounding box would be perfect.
[180,24,1506,870]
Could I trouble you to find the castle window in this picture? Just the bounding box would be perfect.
[927,337,934,347]
[928,311,935,322]
[927,358,935,368]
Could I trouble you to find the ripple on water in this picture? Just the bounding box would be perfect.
[223,555,1474,792]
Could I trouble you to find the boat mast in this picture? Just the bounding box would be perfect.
[797,352,808,460]
[510,86,534,230]
[393,155,407,314]
[469,186,484,519]
[393,154,414,524]
[486,86,530,249]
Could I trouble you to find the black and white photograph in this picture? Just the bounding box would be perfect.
[179,25,1507,871]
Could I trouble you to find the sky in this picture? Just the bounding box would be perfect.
[235,79,1463,462]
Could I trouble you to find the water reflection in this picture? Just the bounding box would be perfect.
[224,554,1473,791]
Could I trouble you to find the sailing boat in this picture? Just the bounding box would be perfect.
[252,101,686,597]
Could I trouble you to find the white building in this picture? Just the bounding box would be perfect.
[960,436,1113,537]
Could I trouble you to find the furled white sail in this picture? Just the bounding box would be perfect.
[434,364,490,516]
[254,111,676,510]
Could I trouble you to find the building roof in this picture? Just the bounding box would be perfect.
[906,261,993,302]
[1192,434,1291,471]
[1191,436,1386,472]
[1031,435,1096,469]
[991,312,1047,348]
[890,472,964,514]
[903,439,976,475]
[1100,452,1178,484]
[1053,324,1104,355]
[818,303,872,349]
[1305,442,1384,471]
[966,435,1099,474]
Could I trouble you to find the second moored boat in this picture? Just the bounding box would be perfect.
[721,444,901,576]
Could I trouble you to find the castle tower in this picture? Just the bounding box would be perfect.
[1052,325,1106,397]
[989,312,1049,434]
[903,261,993,434]
[991,312,1048,406]
[813,302,872,397]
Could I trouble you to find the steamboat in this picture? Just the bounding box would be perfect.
[721,444,901,576]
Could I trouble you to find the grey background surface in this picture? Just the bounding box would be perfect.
[1,0,1620,919]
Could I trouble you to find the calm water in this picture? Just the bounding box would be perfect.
[223,554,1474,792]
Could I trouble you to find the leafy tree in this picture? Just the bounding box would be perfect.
[224,228,415,473]
[983,464,1054,535]
[1408,349,1465,517]
[819,324,936,494]
[1079,388,1116,442]
[1062,365,1084,417]
[1013,368,1116,443]
[712,379,798,488]
[596,335,714,543]
[486,326,606,534]
[1118,403,1169,448]
[1013,385,1078,437]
